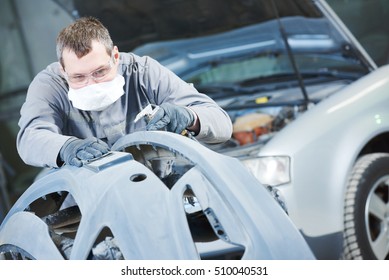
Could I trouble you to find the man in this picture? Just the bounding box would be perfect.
[17,17,232,168]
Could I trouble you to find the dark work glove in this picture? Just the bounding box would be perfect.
[59,137,110,167]
[146,103,195,134]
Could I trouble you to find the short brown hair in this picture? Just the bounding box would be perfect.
[56,16,113,67]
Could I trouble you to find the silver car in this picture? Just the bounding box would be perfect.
[252,64,389,260]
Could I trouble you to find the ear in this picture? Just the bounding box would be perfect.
[113,46,120,61]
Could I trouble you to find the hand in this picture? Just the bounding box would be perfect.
[60,137,110,167]
[146,103,195,134]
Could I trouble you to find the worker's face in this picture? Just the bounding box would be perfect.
[62,41,119,89]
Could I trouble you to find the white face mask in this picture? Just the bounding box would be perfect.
[68,75,125,111]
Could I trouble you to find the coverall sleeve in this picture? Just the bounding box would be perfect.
[17,69,72,168]
[143,56,233,143]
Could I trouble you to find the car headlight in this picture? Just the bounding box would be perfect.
[242,156,291,186]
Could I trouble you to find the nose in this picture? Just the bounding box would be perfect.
[84,74,98,86]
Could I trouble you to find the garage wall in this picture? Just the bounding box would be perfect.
[0,0,73,221]
[327,0,389,66]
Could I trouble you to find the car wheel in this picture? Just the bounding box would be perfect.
[343,153,389,259]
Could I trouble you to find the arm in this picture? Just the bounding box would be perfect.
[17,64,72,168]
[142,56,233,143]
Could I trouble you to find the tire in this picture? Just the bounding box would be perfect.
[343,153,389,259]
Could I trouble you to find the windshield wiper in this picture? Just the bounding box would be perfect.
[242,69,362,86]
[271,0,310,110]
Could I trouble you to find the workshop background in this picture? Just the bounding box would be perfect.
[0,0,389,221]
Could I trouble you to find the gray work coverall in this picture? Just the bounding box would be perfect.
[17,53,232,168]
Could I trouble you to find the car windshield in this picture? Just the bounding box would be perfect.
[183,52,365,88]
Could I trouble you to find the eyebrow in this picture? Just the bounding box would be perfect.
[69,64,108,77]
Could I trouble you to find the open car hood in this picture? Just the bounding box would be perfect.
[72,0,322,51]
